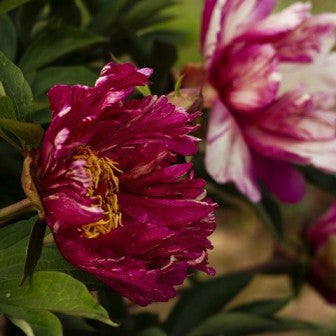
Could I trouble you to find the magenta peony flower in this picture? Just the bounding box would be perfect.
[307,203,336,304]
[30,63,216,306]
[202,0,336,203]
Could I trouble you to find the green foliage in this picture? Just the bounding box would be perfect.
[0,217,116,335]
[0,50,33,120]
[0,0,31,14]
[166,273,252,336]
[0,14,17,60]
[21,218,46,284]
[188,312,325,336]
[33,65,97,97]
[0,117,44,151]
[19,26,106,74]
[252,196,284,241]
[229,298,291,316]
[0,0,335,335]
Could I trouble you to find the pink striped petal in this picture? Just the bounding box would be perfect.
[222,44,280,113]
[240,2,311,42]
[275,13,336,62]
[206,100,261,202]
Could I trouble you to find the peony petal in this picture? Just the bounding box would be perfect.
[221,44,280,113]
[279,53,336,99]
[245,123,336,174]
[258,89,336,141]
[253,153,306,203]
[240,2,311,42]
[275,13,336,62]
[90,96,200,158]
[203,0,227,66]
[201,0,218,49]
[217,0,275,47]
[205,100,261,202]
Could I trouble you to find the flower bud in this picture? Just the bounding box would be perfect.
[167,88,203,113]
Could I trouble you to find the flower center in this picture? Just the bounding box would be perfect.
[73,146,122,239]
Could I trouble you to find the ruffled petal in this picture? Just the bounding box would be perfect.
[275,13,336,62]
[205,100,261,202]
[89,96,200,159]
[221,44,280,113]
[245,122,336,174]
[217,0,275,47]
[279,53,336,100]
[258,89,336,141]
[240,2,311,42]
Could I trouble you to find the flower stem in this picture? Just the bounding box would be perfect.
[0,198,35,225]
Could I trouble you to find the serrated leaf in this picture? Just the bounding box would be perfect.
[166,272,252,336]
[0,117,44,150]
[229,297,291,316]
[188,312,323,336]
[32,65,97,97]
[0,0,31,14]
[0,50,33,120]
[19,26,107,73]
[0,14,16,60]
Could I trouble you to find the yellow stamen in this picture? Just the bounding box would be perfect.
[73,146,122,239]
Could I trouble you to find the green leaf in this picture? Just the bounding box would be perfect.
[32,65,97,97]
[16,0,46,46]
[124,0,176,30]
[166,272,252,336]
[8,316,34,336]
[7,310,62,336]
[0,271,116,326]
[50,0,81,26]
[21,218,47,285]
[0,94,16,119]
[138,327,167,336]
[0,50,33,120]
[0,216,35,250]
[19,26,107,73]
[136,85,152,97]
[174,74,184,96]
[0,0,31,14]
[88,0,128,33]
[0,217,100,287]
[251,198,283,241]
[188,312,323,336]
[229,298,291,316]
[298,165,336,196]
[0,117,44,150]
[0,14,16,60]
[59,314,95,334]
